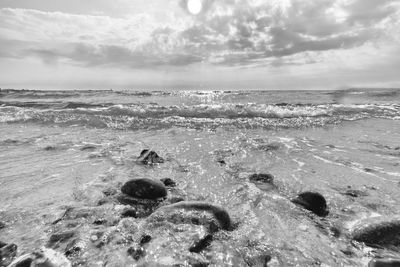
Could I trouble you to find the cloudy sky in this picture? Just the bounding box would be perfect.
[0,0,399,90]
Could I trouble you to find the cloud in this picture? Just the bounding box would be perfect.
[0,0,399,69]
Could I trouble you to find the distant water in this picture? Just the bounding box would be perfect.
[1,88,400,266]
[1,88,399,130]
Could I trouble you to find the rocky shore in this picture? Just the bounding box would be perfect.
[1,148,400,267]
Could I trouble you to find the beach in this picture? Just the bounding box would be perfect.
[1,89,400,266]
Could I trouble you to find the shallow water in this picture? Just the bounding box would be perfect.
[1,89,400,266]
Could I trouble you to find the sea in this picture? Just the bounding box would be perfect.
[0,88,400,266]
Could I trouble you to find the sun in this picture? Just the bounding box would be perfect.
[187,0,203,15]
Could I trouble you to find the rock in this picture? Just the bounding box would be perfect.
[139,235,152,246]
[160,178,176,187]
[351,216,400,248]
[343,189,368,198]
[0,242,17,267]
[65,239,86,257]
[249,173,274,184]
[292,192,329,217]
[121,209,138,218]
[80,144,97,151]
[0,222,5,229]
[157,201,233,231]
[127,246,145,261]
[121,178,167,200]
[368,258,400,267]
[8,247,71,267]
[47,231,75,247]
[138,150,164,165]
[189,234,213,253]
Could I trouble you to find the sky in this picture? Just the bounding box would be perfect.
[0,0,399,90]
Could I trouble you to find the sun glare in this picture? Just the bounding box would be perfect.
[187,0,202,15]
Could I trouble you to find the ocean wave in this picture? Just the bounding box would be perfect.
[1,102,399,130]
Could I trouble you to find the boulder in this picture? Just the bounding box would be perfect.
[292,192,329,217]
[351,216,400,248]
[121,178,167,200]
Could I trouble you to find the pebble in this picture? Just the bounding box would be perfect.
[138,150,164,165]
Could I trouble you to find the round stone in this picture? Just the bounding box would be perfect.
[121,178,167,200]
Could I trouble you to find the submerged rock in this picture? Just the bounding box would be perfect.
[368,258,400,267]
[121,178,167,200]
[189,234,213,253]
[156,201,233,231]
[249,173,274,184]
[127,246,145,261]
[138,150,164,165]
[160,178,176,187]
[0,242,17,267]
[351,216,400,248]
[292,192,329,217]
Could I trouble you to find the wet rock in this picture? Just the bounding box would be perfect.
[127,246,145,261]
[351,216,400,248]
[0,242,17,267]
[217,159,226,165]
[292,192,329,217]
[139,235,152,246]
[189,234,213,253]
[121,178,167,200]
[102,187,118,197]
[368,258,400,267]
[121,208,138,218]
[157,201,233,231]
[47,231,76,247]
[44,145,57,151]
[138,150,164,165]
[343,189,368,198]
[80,144,97,151]
[249,173,274,184]
[65,239,86,257]
[160,178,176,187]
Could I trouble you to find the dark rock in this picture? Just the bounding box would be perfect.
[292,192,329,217]
[138,150,164,165]
[217,159,226,165]
[102,187,118,196]
[139,235,152,246]
[80,144,97,151]
[158,201,233,231]
[352,216,400,248]
[44,145,57,151]
[160,178,176,187]
[93,218,107,225]
[368,258,400,267]
[0,222,5,229]
[249,173,274,184]
[0,241,6,248]
[344,189,368,198]
[127,246,145,261]
[65,239,86,257]
[0,243,17,267]
[189,234,213,253]
[121,209,138,218]
[121,178,167,200]
[47,231,75,247]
